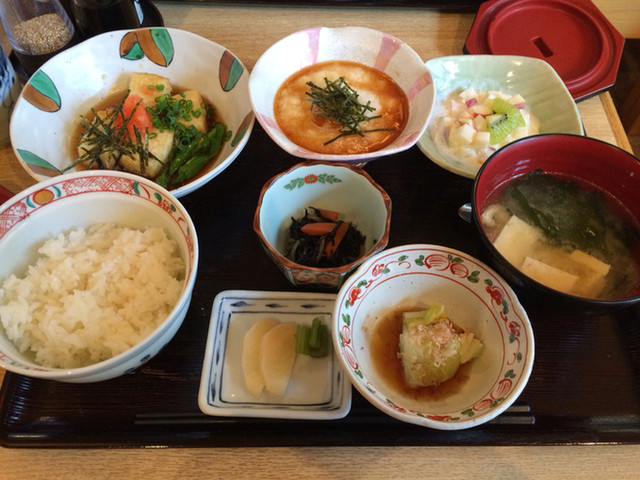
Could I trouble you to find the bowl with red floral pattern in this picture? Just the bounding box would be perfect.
[333,243,534,430]
[254,160,391,290]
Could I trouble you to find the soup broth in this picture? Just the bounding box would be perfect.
[71,72,224,190]
[369,308,472,401]
[481,170,640,299]
[274,60,409,155]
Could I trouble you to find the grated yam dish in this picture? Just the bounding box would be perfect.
[0,223,185,369]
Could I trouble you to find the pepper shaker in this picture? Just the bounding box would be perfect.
[70,0,140,41]
[0,0,76,76]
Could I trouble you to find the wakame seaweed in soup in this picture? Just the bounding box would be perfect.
[481,170,640,300]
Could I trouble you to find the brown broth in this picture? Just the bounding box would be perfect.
[369,308,471,402]
[70,86,221,188]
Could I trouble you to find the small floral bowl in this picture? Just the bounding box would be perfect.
[253,161,392,290]
[249,26,435,163]
[333,244,534,430]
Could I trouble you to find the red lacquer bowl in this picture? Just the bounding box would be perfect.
[472,134,640,314]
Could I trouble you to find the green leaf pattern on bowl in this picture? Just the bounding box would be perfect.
[284,173,342,191]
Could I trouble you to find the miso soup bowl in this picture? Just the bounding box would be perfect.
[471,134,640,314]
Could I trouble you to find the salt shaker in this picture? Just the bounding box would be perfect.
[0,0,76,76]
[70,0,141,41]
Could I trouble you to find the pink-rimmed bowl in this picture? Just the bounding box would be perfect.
[333,244,534,430]
[0,170,198,382]
[249,26,435,163]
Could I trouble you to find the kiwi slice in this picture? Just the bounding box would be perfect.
[487,98,526,145]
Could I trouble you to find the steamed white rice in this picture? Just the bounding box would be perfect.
[0,223,185,369]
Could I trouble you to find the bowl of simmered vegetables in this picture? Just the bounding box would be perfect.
[10,27,254,197]
[253,160,392,290]
[333,244,534,430]
[472,134,640,314]
[249,26,436,163]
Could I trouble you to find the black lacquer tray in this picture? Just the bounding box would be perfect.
[1,125,639,448]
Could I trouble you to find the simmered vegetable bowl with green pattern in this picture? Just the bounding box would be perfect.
[10,27,254,197]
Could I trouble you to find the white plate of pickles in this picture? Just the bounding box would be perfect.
[198,290,351,419]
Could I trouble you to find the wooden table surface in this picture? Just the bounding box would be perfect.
[1,2,639,479]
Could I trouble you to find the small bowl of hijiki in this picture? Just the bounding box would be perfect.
[253,161,392,290]
[9,27,254,197]
[417,55,584,178]
[249,26,436,164]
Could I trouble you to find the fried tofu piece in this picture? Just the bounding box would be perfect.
[174,89,208,133]
[78,110,174,179]
[129,72,172,107]
[115,129,175,178]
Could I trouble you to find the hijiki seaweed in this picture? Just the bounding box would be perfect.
[286,207,366,268]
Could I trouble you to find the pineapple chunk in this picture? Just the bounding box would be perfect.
[521,257,578,294]
[508,94,526,105]
[459,87,478,101]
[472,131,490,149]
[469,103,492,116]
[449,123,475,147]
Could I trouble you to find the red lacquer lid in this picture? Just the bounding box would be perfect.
[464,0,625,101]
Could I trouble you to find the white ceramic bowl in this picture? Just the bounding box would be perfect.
[417,55,584,178]
[0,170,198,382]
[249,26,435,163]
[254,161,392,290]
[334,244,534,430]
[9,27,254,197]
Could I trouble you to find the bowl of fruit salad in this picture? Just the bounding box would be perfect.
[333,244,534,429]
[417,55,583,178]
[10,27,254,197]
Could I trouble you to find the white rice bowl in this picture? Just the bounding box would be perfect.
[0,223,185,369]
[0,170,198,383]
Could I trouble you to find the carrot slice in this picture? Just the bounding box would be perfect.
[315,208,340,221]
[300,222,337,236]
[324,221,349,258]
[115,94,153,138]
